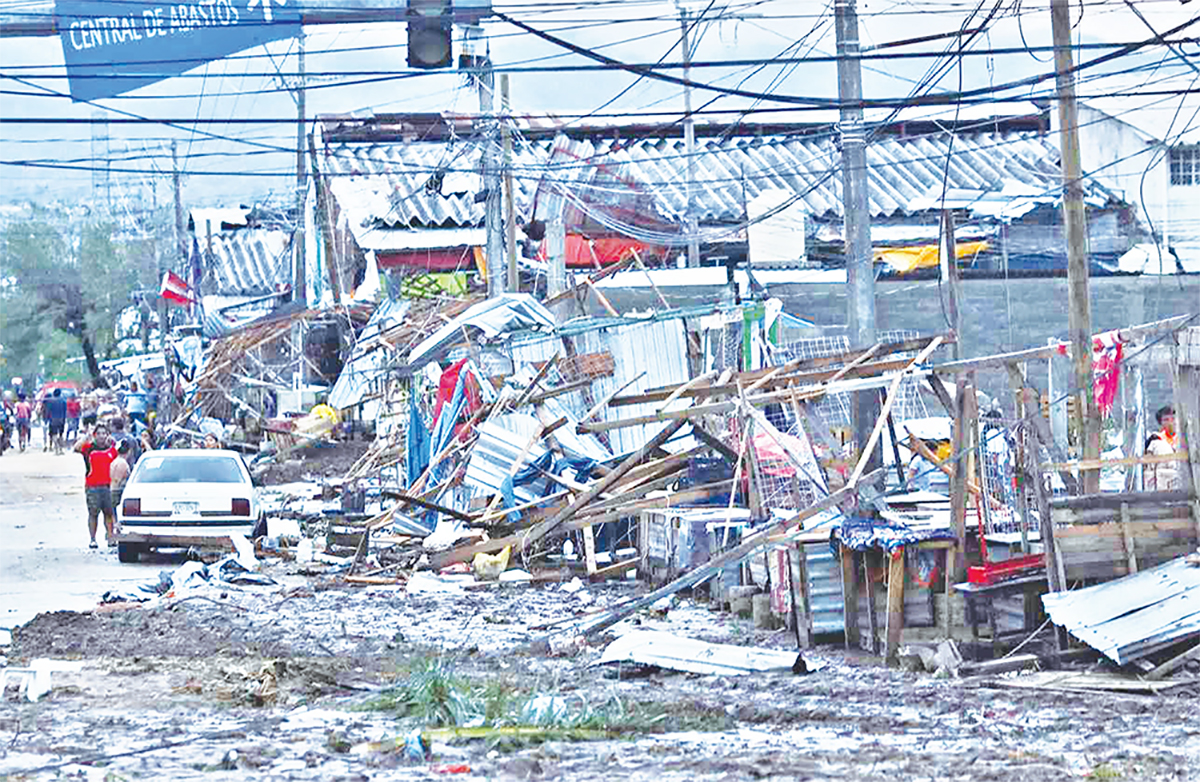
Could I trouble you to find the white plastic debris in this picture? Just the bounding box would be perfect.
[296,538,314,564]
[406,572,473,595]
[499,569,533,583]
[229,532,258,571]
[1,659,85,702]
[559,577,586,594]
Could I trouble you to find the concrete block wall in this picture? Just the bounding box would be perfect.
[603,275,1200,415]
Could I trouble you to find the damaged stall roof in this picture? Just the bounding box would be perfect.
[406,293,556,372]
[327,298,412,410]
[1042,556,1200,665]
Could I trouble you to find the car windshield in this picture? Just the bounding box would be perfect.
[134,455,245,484]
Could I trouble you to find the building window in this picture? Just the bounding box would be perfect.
[1170,147,1198,186]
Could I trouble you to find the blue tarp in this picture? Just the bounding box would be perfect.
[406,394,431,490]
[832,516,957,555]
[499,451,597,524]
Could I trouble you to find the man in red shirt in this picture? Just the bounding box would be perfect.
[76,423,119,548]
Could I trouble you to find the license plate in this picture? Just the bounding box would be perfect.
[173,502,200,516]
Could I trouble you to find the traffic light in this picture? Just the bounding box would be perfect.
[407,0,453,69]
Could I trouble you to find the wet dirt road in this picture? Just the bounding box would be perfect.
[0,437,155,631]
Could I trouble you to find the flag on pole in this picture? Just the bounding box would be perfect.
[159,270,195,306]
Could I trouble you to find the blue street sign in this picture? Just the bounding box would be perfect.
[56,0,302,101]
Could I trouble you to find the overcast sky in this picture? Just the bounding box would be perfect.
[0,0,1196,210]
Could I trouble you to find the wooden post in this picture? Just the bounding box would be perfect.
[790,545,812,649]
[1051,0,1100,495]
[943,544,956,638]
[840,543,860,649]
[949,375,970,575]
[1119,502,1138,575]
[863,552,879,654]
[885,548,906,664]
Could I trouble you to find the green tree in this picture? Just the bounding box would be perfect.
[0,215,140,389]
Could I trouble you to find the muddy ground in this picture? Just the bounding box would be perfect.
[2,561,1198,782]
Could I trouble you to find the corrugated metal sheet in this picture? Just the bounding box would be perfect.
[327,298,412,410]
[321,129,1115,239]
[803,542,846,635]
[463,415,551,504]
[507,318,692,455]
[1042,556,1200,664]
[204,228,293,296]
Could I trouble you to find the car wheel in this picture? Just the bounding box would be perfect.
[117,542,140,563]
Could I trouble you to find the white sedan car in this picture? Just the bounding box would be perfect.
[115,449,264,563]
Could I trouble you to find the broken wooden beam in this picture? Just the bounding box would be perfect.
[570,467,887,638]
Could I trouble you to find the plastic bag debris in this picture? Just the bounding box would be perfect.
[519,694,571,726]
[406,572,473,595]
[472,544,511,581]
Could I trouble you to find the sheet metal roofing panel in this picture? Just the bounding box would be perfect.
[463,415,550,504]
[1042,556,1200,664]
[205,229,292,296]
[327,298,412,410]
[508,318,691,456]
[320,130,1094,232]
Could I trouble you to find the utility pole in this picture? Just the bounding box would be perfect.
[293,32,308,306]
[501,73,518,292]
[467,25,505,297]
[940,208,962,360]
[1050,0,1099,493]
[679,4,700,269]
[835,0,880,478]
[170,140,184,331]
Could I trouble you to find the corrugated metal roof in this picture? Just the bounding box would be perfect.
[1042,556,1200,665]
[320,127,1110,238]
[203,228,293,297]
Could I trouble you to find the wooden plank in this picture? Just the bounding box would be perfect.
[949,376,972,557]
[658,369,717,413]
[1042,451,1189,473]
[542,254,635,307]
[885,548,906,664]
[864,551,879,655]
[589,556,640,581]
[1052,505,1191,526]
[848,336,945,487]
[610,357,914,408]
[581,370,646,422]
[1146,640,1200,681]
[1049,490,1190,511]
[1054,519,1196,540]
[841,542,861,650]
[790,545,812,649]
[575,467,888,638]
[624,334,949,405]
[692,421,740,463]
[582,523,598,575]
[1119,502,1138,574]
[931,315,1194,375]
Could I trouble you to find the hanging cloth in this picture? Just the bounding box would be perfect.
[406,393,431,489]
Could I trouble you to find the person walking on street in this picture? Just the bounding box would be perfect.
[110,440,132,520]
[1146,405,1182,491]
[110,417,141,465]
[76,422,119,548]
[66,393,81,441]
[123,381,149,428]
[42,388,68,454]
[14,393,32,451]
